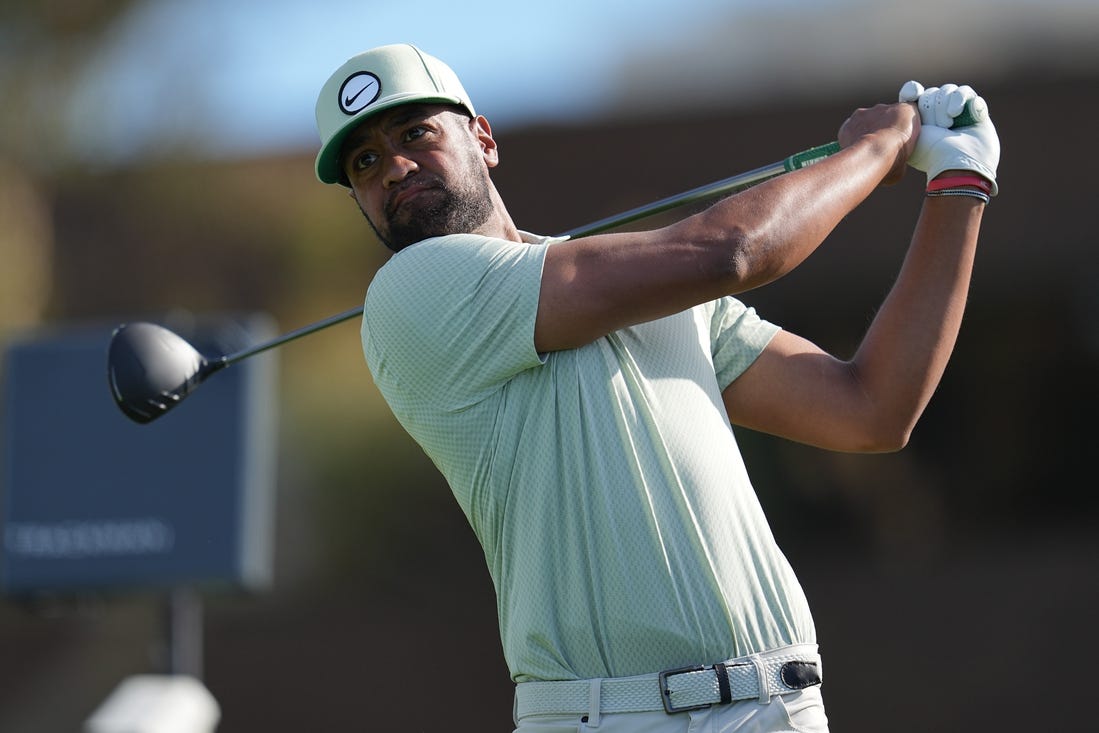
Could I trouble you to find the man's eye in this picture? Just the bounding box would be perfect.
[403,126,428,142]
[353,151,378,171]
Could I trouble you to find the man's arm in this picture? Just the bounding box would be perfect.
[533,103,918,352]
[722,83,999,452]
[722,190,983,452]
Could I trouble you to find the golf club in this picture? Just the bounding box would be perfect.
[107,310,364,424]
[108,99,984,425]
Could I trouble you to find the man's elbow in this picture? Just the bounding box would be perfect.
[698,225,769,292]
[856,416,917,453]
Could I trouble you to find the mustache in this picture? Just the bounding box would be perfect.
[384,176,444,219]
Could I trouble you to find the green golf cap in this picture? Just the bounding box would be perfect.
[314,44,476,185]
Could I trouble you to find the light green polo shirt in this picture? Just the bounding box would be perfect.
[362,232,815,683]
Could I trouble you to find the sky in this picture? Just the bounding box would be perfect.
[61,0,814,163]
[59,0,1099,166]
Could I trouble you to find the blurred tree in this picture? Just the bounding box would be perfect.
[0,1,140,327]
[0,161,52,328]
[0,0,139,173]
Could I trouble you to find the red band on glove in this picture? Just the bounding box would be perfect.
[927,175,993,195]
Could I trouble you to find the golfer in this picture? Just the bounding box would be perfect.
[313,44,999,732]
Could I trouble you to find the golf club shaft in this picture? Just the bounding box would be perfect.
[560,141,840,238]
[218,140,844,365]
[219,305,366,366]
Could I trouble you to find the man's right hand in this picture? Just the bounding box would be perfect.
[837,102,920,185]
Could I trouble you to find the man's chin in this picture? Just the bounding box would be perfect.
[384,223,447,251]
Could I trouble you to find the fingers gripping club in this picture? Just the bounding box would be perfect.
[897,80,1000,194]
[899,80,987,128]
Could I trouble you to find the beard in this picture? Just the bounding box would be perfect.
[365,150,495,253]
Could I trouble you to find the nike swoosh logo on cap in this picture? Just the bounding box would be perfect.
[344,79,378,107]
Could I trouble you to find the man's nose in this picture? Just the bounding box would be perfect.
[383,154,419,188]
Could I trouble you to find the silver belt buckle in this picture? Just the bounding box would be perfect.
[657,665,710,714]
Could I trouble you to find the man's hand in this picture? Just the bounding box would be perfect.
[837,102,919,186]
[899,81,1000,194]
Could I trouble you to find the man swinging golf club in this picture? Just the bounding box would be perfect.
[314,43,999,732]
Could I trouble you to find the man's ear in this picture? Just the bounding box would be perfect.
[471,115,499,168]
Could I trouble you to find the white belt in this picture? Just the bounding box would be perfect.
[514,644,822,720]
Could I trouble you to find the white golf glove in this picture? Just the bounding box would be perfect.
[899,81,1000,195]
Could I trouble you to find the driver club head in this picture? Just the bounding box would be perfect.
[107,322,219,424]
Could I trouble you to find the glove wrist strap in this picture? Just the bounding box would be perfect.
[927,174,993,196]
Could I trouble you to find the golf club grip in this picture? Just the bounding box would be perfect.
[786,96,985,171]
[950,98,985,129]
[908,96,985,129]
[782,142,840,172]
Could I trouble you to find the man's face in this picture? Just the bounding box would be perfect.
[339,104,497,251]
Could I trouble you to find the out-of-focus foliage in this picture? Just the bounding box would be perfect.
[0,162,52,329]
[0,1,138,171]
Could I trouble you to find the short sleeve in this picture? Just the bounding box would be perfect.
[362,233,549,410]
[709,296,781,392]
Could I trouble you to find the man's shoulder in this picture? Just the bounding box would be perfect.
[374,232,558,285]
[379,232,555,271]
[365,232,554,321]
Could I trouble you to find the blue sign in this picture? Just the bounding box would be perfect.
[1,315,277,594]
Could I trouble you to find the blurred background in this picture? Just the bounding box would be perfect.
[1,0,1097,730]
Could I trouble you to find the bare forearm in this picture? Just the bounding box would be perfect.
[671,129,904,291]
[850,195,983,443]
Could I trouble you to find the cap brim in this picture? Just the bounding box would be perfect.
[314,94,471,185]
